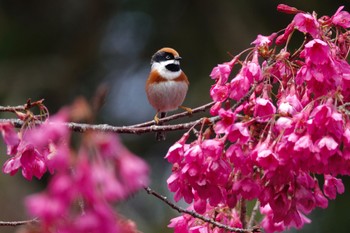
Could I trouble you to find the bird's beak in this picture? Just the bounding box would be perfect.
[175,56,182,61]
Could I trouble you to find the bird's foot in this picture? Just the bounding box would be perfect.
[179,106,193,115]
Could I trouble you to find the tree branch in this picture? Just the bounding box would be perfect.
[0,218,38,226]
[0,84,256,135]
[144,187,259,233]
[0,99,45,113]
[129,101,215,128]
[0,117,206,134]
[240,198,247,229]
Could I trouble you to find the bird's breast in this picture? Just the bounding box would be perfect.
[146,71,189,112]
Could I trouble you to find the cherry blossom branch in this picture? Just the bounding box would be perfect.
[129,101,215,128]
[0,118,205,134]
[144,187,259,233]
[0,99,45,113]
[0,218,38,226]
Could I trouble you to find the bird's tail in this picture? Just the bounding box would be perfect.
[156,112,167,141]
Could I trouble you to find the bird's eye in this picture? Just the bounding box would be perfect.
[165,55,171,60]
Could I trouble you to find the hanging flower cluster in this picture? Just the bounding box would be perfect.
[0,109,149,233]
[167,4,350,233]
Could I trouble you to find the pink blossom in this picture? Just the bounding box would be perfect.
[256,148,279,171]
[26,110,69,148]
[276,21,295,45]
[314,182,328,209]
[232,177,261,200]
[294,134,314,153]
[227,122,250,144]
[331,6,350,28]
[251,33,277,47]
[165,133,189,163]
[226,144,254,175]
[210,83,229,102]
[294,13,320,38]
[99,133,150,196]
[214,109,236,134]
[277,87,303,116]
[2,142,47,180]
[0,123,20,155]
[254,97,276,122]
[26,132,149,233]
[0,110,71,180]
[275,117,293,133]
[229,72,251,101]
[302,39,330,65]
[209,101,222,116]
[243,60,262,82]
[210,61,234,84]
[260,204,285,233]
[315,136,338,159]
[201,138,224,160]
[323,175,345,199]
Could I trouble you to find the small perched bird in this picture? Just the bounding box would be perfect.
[146,47,190,141]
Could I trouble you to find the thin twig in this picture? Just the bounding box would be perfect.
[240,198,247,229]
[248,200,260,229]
[144,187,258,233]
[0,218,38,226]
[0,105,26,112]
[129,101,215,128]
[0,99,44,113]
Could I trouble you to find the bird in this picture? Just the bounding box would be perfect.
[145,47,190,141]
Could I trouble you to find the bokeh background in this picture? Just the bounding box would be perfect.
[0,1,349,233]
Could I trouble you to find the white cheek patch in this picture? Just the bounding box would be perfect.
[152,61,181,80]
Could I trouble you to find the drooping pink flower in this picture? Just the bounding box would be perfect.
[210,83,230,102]
[0,123,20,155]
[331,6,350,28]
[97,132,150,196]
[2,142,47,180]
[229,72,251,101]
[276,21,295,45]
[1,110,71,180]
[301,39,330,65]
[232,177,261,200]
[251,33,277,47]
[254,97,276,122]
[323,174,345,199]
[26,131,149,233]
[226,144,254,176]
[243,59,262,82]
[260,204,286,233]
[315,135,338,159]
[226,122,250,144]
[294,13,320,38]
[256,147,280,171]
[214,109,236,135]
[277,90,302,116]
[210,58,237,84]
[165,132,189,163]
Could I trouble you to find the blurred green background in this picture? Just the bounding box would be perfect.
[0,0,349,233]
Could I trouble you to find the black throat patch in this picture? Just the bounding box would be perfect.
[166,64,180,72]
